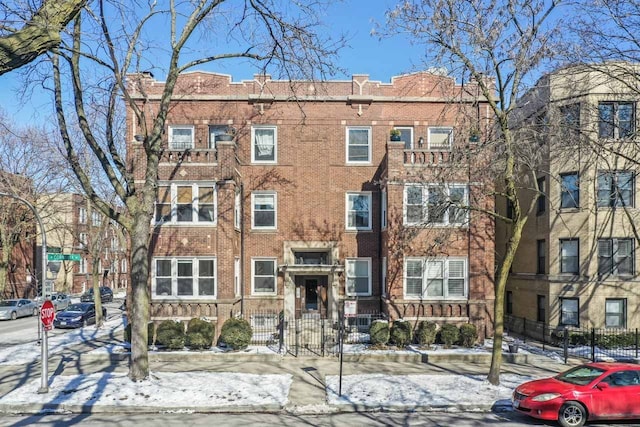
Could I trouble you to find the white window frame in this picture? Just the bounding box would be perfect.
[345,257,372,296]
[346,126,372,164]
[121,258,128,273]
[154,182,217,226]
[152,257,217,299]
[251,125,277,164]
[381,257,387,298]
[79,233,87,248]
[91,211,102,226]
[381,190,387,230]
[234,189,241,230]
[403,257,468,300]
[208,124,228,150]
[395,126,414,149]
[168,125,195,150]
[251,191,277,230]
[78,207,87,224]
[403,184,468,226]
[234,257,241,297]
[346,192,372,231]
[251,258,277,295]
[427,127,453,150]
[79,257,87,274]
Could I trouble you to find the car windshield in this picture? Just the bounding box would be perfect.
[0,301,17,307]
[66,304,88,312]
[556,365,606,385]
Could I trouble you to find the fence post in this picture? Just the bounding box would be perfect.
[636,328,638,359]
[278,311,285,354]
[563,326,569,364]
[522,318,527,343]
[542,322,546,351]
[591,328,595,362]
[295,318,300,357]
[321,318,325,357]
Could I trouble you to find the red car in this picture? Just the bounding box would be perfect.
[513,362,640,427]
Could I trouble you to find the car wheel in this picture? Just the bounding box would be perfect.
[33,308,38,316]
[558,402,587,427]
[10,311,17,320]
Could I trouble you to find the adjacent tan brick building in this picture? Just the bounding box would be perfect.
[128,71,496,338]
[503,63,640,332]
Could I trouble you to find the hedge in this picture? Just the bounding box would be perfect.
[156,320,185,350]
[219,317,252,350]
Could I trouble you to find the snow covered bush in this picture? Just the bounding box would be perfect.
[438,324,459,348]
[416,321,437,347]
[219,317,252,350]
[156,320,186,350]
[390,319,412,347]
[185,318,215,350]
[369,319,389,346]
[459,323,477,347]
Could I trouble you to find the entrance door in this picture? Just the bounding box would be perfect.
[305,279,318,311]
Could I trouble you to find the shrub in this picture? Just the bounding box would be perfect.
[369,320,390,346]
[124,322,155,346]
[390,320,413,347]
[155,320,185,350]
[416,321,437,347]
[459,323,478,348]
[186,318,215,350]
[219,317,252,350]
[438,323,460,348]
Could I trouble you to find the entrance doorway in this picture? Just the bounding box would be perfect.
[295,276,327,319]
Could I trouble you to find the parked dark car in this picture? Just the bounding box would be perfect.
[513,362,640,427]
[80,286,113,303]
[53,303,107,329]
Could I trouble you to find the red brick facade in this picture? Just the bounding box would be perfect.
[127,71,495,338]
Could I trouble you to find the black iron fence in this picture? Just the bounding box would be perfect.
[506,314,640,363]
[244,310,386,357]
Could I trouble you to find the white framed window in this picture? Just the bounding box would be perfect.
[208,125,228,149]
[234,257,241,297]
[395,126,414,149]
[234,189,241,230]
[251,192,277,230]
[78,207,87,224]
[346,126,372,163]
[152,257,217,299]
[346,258,371,296]
[252,258,277,295]
[251,125,277,163]
[382,257,387,298]
[168,125,194,150]
[79,257,87,274]
[154,183,217,225]
[404,184,468,226]
[428,127,453,150]
[605,298,626,328]
[346,192,372,231]
[79,233,87,248]
[381,191,387,230]
[91,211,102,226]
[121,258,128,273]
[404,258,467,299]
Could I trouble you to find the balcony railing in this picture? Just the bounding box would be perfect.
[160,148,217,163]
[403,149,469,165]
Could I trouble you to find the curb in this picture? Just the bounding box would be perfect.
[0,402,283,415]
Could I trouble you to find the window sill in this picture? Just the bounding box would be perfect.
[153,222,217,227]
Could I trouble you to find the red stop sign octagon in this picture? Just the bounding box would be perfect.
[40,300,55,331]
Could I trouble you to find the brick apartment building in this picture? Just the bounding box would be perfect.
[128,71,496,338]
[38,193,129,295]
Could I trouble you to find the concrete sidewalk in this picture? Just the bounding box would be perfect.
[0,346,577,415]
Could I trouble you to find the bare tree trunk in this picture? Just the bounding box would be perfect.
[488,218,526,385]
[92,258,103,328]
[129,212,151,381]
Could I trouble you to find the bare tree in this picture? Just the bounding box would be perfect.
[49,0,343,381]
[383,0,565,384]
[0,0,86,75]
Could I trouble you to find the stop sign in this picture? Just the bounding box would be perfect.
[40,300,55,331]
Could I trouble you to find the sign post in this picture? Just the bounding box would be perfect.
[38,300,54,393]
[338,299,357,397]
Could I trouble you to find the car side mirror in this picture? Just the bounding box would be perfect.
[596,382,610,390]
